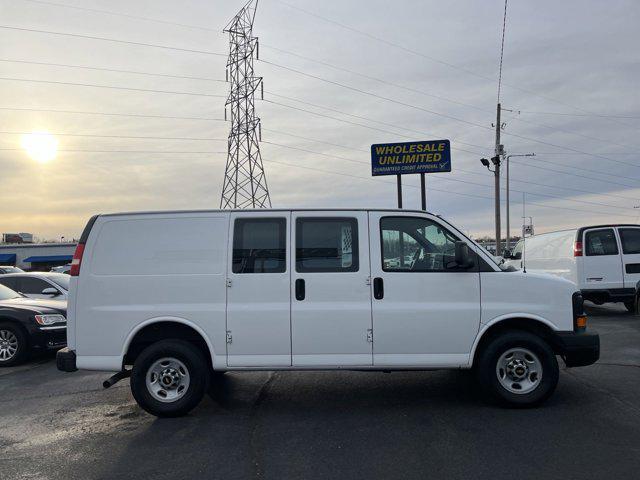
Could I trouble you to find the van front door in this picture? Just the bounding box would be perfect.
[582,228,623,291]
[616,227,640,290]
[368,212,481,366]
[226,212,291,367]
[290,211,372,366]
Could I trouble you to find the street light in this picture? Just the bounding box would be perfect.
[505,153,535,250]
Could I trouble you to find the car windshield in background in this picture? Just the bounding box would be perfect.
[1,267,23,273]
[47,273,70,290]
[0,283,21,300]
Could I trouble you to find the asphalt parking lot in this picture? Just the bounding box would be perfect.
[2,303,639,480]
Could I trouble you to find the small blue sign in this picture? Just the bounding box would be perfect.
[371,140,451,176]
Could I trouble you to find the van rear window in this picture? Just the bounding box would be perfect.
[619,228,640,254]
[585,229,618,256]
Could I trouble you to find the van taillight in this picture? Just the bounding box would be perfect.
[70,243,85,276]
[573,241,583,257]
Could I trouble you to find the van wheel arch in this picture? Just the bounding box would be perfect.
[472,318,558,367]
[124,321,214,372]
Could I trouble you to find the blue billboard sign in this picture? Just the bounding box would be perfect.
[371,140,451,176]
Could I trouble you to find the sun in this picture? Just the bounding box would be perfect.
[21,131,59,164]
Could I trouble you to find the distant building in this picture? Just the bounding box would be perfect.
[2,232,34,244]
[0,243,76,271]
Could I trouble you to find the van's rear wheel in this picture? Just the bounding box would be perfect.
[476,330,558,407]
[131,340,208,417]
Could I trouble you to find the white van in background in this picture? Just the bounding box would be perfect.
[57,209,599,417]
[504,224,640,311]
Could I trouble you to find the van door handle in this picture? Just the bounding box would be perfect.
[295,278,305,301]
[373,277,384,300]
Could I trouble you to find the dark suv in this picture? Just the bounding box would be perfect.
[0,283,66,366]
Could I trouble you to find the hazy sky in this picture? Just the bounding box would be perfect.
[1,0,639,240]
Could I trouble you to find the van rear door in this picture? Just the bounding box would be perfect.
[581,228,623,290]
[226,212,291,367]
[616,227,640,289]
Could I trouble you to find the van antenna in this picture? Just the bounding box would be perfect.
[522,192,527,273]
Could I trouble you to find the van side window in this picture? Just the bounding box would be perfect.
[381,217,459,272]
[232,218,286,274]
[585,229,618,256]
[296,218,358,272]
[619,228,640,254]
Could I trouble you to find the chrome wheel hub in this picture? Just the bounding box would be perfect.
[496,348,542,394]
[146,357,190,403]
[0,329,18,361]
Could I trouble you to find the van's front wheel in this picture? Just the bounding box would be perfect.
[130,340,208,417]
[476,331,559,407]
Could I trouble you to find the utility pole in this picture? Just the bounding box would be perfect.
[494,103,502,256]
[220,0,271,209]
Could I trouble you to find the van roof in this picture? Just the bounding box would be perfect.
[526,224,639,242]
[97,208,437,218]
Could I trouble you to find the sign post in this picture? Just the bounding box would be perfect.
[371,139,451,210]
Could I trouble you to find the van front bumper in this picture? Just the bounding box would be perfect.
[56,347,77,372]
[553,329,600,367]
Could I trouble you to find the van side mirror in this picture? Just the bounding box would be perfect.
[502,249,512,259]
[454,241,475,269]
[42,287,60,296]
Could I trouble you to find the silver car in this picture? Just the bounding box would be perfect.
[0,272,69,300]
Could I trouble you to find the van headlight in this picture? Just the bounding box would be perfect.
[35,314,66,325]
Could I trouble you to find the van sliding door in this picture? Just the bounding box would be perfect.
[226,212,292,367]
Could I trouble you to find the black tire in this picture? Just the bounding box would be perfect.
[130,339,209,417]
[0,322,29,367]
[475,330,559,408]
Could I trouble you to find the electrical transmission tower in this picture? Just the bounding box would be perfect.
[220,0,271,209]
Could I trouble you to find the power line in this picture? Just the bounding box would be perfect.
[265,92,640,183]
[261,156,639,220]
[497,0,508,103]
[273,0,637,130]
[262,128,367,154]
[0,106,225,122]
[519,110,640,120]
[260,44,489,114]
[0,59,226,83]
[0,131,226,141]
[19,0,217,32]
[264,94,488,154]
[263,127,640,203]
[0,25,226,56]
[0,148,226,154]
[260,59,640,169]
[263,140,638,215]
[509,157,640,190]
[511,156,640,186]
[0,77,224,97]
[259,46,640,152]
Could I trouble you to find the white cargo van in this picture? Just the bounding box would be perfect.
[504,224,640,311]
[57,209,599,417]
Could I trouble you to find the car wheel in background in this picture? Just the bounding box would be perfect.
[130,339,209,417]
[476,330,559,407]
[0,322,28,367]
